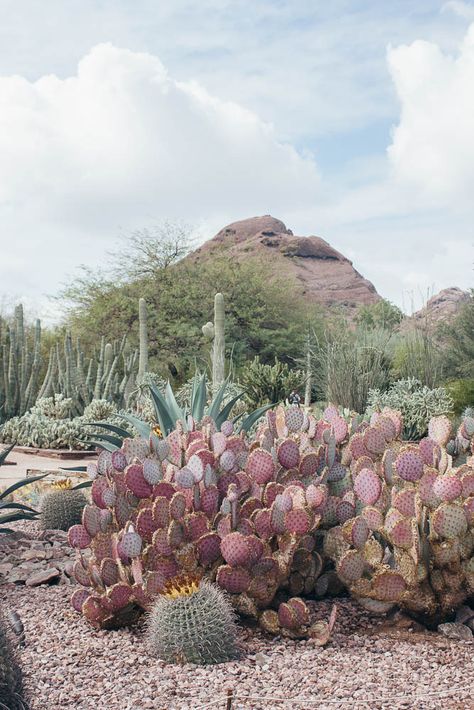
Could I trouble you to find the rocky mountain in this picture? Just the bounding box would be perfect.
[189,215,380,313]
[412,287,470,326]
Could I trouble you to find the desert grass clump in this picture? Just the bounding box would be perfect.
[147,575,240,665]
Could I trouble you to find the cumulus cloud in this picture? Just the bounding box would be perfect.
[387,24,474,206]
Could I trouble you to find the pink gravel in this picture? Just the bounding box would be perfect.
[2,583,473,710]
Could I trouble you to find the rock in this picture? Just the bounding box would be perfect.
[187,215,380,314]
[0,562,14,575]
[412,287,469,326]
[20,549,46,560]
[438,623,473,641]
[455,606,474,626]
[25,567,61,587]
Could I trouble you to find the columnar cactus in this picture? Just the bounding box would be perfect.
[138,298,149,378]
[202,293,225,389]
[146,574,239,664]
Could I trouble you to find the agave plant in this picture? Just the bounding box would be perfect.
[85,373,273,453]
[0,474,48,534]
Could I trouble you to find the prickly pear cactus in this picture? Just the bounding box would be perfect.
[324,408,474,625]
[146,574,239,664]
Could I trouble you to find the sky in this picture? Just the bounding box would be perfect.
[0,0,473,321]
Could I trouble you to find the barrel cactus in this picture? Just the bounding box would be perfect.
[41,481,88,531]
[146,574,239,664]
[0,611,26,710]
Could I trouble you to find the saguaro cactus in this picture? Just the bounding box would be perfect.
[202,293,225,389]
[138,298,149,377]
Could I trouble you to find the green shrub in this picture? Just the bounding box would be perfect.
[239,357,305,408]
[444,379,474,415]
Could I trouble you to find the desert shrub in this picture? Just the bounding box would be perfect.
[392,326,444,387]
[239,357,305,407]
[367,378,454,440]
[313,328,392,413]
[356,299,403,330]
[444,379,474,415]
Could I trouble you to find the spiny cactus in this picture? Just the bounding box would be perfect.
[138,298,149,378]
[0,610,27,710]
[41,483,88,531]
[202,293,225,389]
[146,574,239,664]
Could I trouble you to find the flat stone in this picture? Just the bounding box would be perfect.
[0,562,14,575]
[455,606,474,625]
[438,623,473,641]
[20,549,46,560]
[25,567,61,586]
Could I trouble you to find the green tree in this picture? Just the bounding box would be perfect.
[356,299,404,331]
[441,291,474,379]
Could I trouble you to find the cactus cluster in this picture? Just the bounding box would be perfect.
[146,574,239,664]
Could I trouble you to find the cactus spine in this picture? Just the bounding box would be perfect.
[138,298,149,377]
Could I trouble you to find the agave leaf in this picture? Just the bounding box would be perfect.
[189,370,200,413]
[0,442,15,465]
[82,439,118,452]
[118,412,152,440]
[207,376,233,422]
[191,372,208,423]
[81,432,124,448]
[0,511,39,525]
[0,501,39,514]
[72,481,93,491]
[83,422,133,439]
[0,473,49,501]
[148,385,175,435]
[238,403,276,433]
[215,391,245,429]
[60,466,88,472]
[165,381,186,431]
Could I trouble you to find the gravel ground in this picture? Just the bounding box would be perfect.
[2,583,473,710]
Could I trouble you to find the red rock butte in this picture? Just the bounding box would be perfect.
[190,215,380,312]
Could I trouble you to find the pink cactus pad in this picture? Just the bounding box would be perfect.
[125,464,153,499]
[136,507,156,542]
[220,420,234,436]
[246,535,264,564]
[363,427,386,455]
[73,561,91,587]
[393,489,417,517]
[354,468,382,505]
[461,473,474,497]
[432,503,468,538]
[428,416,452,446]
[167,520,184,548]
[184,512,210,541]
[82,505,101,537]
[288,597,310,626]
[350,517,369,549]
[299,452,319,477]
[394,449,424,482]
[336,500,356,523]
[337,550,365,582]
[87,462,98,480]
[220,450,236,473]
[323,405,339,423]
[217,472,239,497]
[278,602,299,629]
[306,484,327,510]
[97,450,113,475]
[151,556,179,581]
[361,506,384,530]
[169,492,187,520]
[349,433,369,460]
[216,565,250,594]
[120,531,142,557]
[106,583,133,611]
[142,458,162,485]
[253,509,273,539]
[263,481,283,507]
[200,485,219,517]
[152,497,170,528]
[154,482,176,500]
[270,503,286,534]
[71,589,91,613]
[91,533,113,562]
[211,432,227,456]
[187,454,204,481]
[175,467,195,489]
[247,449,275,485]
[221,532,252,567]
[152,529,173,556]
[285,508,312,535]
[196,532,221,565]
[375,416,397,442]
[372,571,406,601]
[285,406,305,433]
[433,475,462,502]
[111,449,127,472]
[328,462,347,482]
[100,558,119,587]
[82,596,109,625]
[352,457,375,475]
[277,439,300,469]
[390,519,414,549]
[91,477,109,509]
[68,524,91,549]
[418,438,441,467]
[463,497,474,524]
[332,416,348,444]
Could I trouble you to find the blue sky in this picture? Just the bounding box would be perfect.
[0,0,473,319]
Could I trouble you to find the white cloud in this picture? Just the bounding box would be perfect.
[387,23,474,206]
[442,1,474,20]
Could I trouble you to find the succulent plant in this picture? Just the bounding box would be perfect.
[40,483,88,531]
[0,474,47,534]
[202,293,226,389]
[146,574,239,664]
[0,610,27,710]
[239,357,305,408]
[367,378,454,441]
